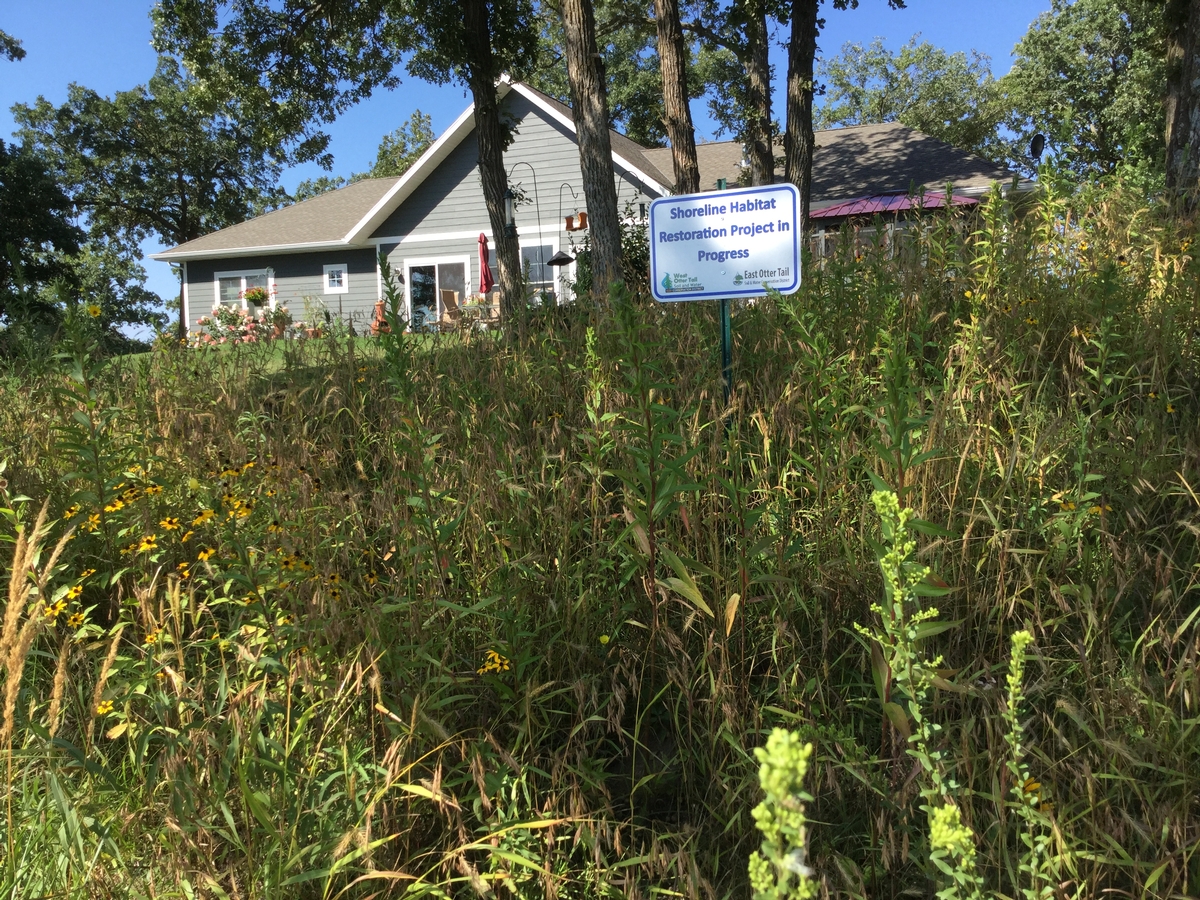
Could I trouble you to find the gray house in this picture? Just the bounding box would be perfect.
[154,79,1023,332]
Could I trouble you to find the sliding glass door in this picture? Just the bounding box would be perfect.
[403,257,469,331]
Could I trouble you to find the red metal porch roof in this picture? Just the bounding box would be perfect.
[809,191,978,220]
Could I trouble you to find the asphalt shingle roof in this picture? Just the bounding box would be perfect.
[159,176,401,257]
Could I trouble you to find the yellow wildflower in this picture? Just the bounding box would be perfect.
[144,484,162,495]
[80,568,96,578]
[159,517,181,531]
[95,700,114,715]
[85,303,102,318]
[44,599,68,619]
[144,630,160,646]
[192,509,216,525]
[179,529,193,543]
[67,611,86,628]
[197,547,216,561]
[137,534,158,553]
[477,649,511,674]
[65,584,83,601]
[103,499,125,513]
[62,504,80,520]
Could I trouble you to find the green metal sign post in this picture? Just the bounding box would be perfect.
[719,297,732,404]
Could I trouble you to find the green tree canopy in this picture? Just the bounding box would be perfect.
[13,57,287,253]
[815,35,1006,161]
[1002,0,1168,180]
[0,139,82,325]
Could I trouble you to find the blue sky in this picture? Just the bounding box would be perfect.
[0,0,1051,306]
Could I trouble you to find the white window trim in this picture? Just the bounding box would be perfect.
[323,263,350,295]
[213,268,275,311]
[401,254,473,329]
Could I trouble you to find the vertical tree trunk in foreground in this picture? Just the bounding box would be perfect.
[1166,0,1200,212]
[654,0,700,194]
[785,0,819,230]
[463,0,524,319]
[743,4,774,186]
[562,0,623,296]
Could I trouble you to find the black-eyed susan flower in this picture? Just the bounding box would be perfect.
[80,568,95,579]
[159,517,181,531]
[122,487,141,502]
[83,513,101,533]
[477,649,511,674]
[193,509,216,525]
[144,484,162,495]
[144,629,160,646]
[103,499,125,513]
[137,534,158,553]
[364,571,379,586]
[85,303,102,318]
[197,547,216,561]
[65,584,83,601]
[62,504,80,520]
[265,489,277,498]
[44,599,68,619]
[67,611,86,628]
[1166,403,1176,414]
[327,573,341,585]
[179,529,193,543]
[267,520,283,534]
[280,555,297,571]
[329,587,342,601]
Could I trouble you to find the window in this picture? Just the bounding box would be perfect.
[324,264,349,294]
[214,269,272,311]
[487,242,561,304]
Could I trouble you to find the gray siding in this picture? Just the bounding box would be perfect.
[185,248,378,333]
[371,92,660,240]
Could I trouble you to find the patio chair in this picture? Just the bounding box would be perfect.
[438,289,462,332]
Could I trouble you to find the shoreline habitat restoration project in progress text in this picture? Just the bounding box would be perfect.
[649,183,801,302]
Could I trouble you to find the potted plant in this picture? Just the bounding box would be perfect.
[242,285,271,318]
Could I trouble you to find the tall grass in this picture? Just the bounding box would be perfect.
[0,181,1197,898]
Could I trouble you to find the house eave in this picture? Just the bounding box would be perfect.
[151,239,364,262]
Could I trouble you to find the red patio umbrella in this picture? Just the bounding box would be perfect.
[478,233,495,294]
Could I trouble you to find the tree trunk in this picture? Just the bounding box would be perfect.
[463,0,524,319]
[1166,0,1200,211]
[654,0,700,194]
[784,0,819,231]
[562,0,623,296]
[743,4,774,186]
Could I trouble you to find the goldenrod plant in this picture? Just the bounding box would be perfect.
[748,729,816,899]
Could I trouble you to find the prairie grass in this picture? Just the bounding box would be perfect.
[0,182,1198,899]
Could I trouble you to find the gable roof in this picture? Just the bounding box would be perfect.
[640,121,1021,206]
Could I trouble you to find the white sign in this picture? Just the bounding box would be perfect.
[649,183,801,302]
